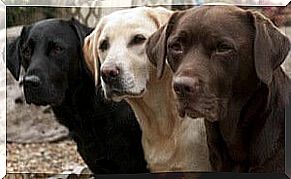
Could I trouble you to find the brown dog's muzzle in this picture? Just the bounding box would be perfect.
[172,75,221,122]
[173,76,202,99]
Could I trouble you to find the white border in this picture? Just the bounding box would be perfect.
[2,0,291,7]
[1,0,290,178]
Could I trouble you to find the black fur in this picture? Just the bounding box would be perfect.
[7,18,148,174]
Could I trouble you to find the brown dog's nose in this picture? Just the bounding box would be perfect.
[173,77,200,97]
[101,65,120,83]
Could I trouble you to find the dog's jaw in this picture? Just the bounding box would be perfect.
[101,79,146,102]
[175,93,222,122]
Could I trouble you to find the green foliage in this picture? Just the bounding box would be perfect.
[7,7,61,27]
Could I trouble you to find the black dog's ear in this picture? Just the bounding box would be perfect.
[69,18,96,82]
[69,17,93,44]
[247,10,290,85]
[7,26,30,81]
[146,11,183,79]
[7,37,21,80]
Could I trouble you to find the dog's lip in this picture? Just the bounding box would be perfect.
[108,88,145,97]
[25,97,62,106]
[185,110,204,119]
[25,97,49,106]
[177,101,204,119]
[24,89,64,106]
[178,107,186,118]
[183,106,218,121]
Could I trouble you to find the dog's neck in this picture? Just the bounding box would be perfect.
[127,65,179,140]
[218,68,290,167]
[221,68,290,139]
[54,66,104,122]
[126,64,210,172]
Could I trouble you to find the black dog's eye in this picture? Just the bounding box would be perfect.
[99,40,109,51]
[216,42,234,54]
[52,45,64,55]
[130,34,146,45]
[22,47,32,58]
[169,42,183,54]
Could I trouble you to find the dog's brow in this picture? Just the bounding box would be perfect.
[169,33,188,45]
[99,37,109,44]
[50,39,67,47]
[24,38,34,46]
[177,30,188,38]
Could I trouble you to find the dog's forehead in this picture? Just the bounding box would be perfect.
[174,6,248,37]
[28,20,76,41]
[108,9,148,23]
[99,9,158,40]
[185,5,244,21]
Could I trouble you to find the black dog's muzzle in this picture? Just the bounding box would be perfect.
[23,75,41,89]
[23,74,63,106]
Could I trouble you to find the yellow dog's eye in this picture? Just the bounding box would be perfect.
[99,39,109,51]
[131,34,146,45]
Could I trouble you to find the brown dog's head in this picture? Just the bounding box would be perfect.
[146,6,290,121]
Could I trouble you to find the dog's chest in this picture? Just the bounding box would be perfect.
[142,118,210,172]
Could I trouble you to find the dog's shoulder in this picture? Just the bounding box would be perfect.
[271,67,291,108]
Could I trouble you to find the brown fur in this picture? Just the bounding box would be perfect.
[146,5,291,172]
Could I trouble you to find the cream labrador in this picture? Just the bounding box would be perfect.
[83,6,211,172]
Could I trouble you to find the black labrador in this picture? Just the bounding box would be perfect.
[147,6,291,172]
[7,18,148,174]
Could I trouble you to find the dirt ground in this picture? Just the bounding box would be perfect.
[5,26,90,176]
[7,140,86,174]
[6,70,90,176]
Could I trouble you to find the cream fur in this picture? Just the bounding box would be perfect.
[83,6,211,172]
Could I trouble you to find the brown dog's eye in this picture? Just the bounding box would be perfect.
[131,34,146,45]
[216,42,233,54]
[169,42,183,54]
[99,40,109,51]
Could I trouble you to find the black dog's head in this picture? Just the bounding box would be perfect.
[7,18,92,106]
[147,6,290,122]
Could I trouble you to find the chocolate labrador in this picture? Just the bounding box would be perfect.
[7,18,147,174]
[147,5,291,172]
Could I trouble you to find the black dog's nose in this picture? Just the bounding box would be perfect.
[173,77,200,97]
[23,75,41,88]
[101,65,120,83]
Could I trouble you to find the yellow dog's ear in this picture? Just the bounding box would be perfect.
[83,19,105,86]
[147,7,173,27]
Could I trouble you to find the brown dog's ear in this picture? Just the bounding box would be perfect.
[247,10,290,85]
[82,19,105,86]
[146,11,182,79]
[146,24,168,79]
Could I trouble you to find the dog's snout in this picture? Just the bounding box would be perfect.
[23,75,41,88]
[101,65,120,83]
[173,77,201,97]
